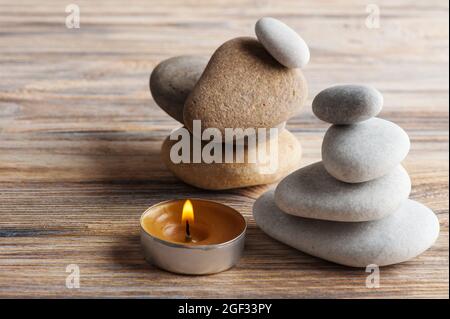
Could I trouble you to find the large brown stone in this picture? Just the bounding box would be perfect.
[183,37,308,135]
[161,128,302,190]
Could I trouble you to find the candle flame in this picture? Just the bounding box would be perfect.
[182,199,194,224]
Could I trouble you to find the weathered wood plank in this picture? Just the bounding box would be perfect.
[0,0,448,298]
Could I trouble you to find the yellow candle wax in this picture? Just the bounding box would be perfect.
[141,199,245,245]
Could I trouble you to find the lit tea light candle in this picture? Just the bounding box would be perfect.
[140,199,246,275]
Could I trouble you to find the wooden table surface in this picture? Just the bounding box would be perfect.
[0,0,448,298]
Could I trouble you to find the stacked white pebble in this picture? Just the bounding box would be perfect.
[253,84,440,267]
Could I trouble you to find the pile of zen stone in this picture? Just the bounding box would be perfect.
[253,85,440,267]
[150,17,309,190]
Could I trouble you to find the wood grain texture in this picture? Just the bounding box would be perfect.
[0,0,448,298]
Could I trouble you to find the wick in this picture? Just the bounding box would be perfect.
[185,220,191,242]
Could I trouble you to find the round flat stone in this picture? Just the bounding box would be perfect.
[150,55,208,123]
[312,84,383,124]
[253,190,440,267]
[275,162,411,222]
[322,118,410,183]
[255,17,310,68]
[161,128,302,190]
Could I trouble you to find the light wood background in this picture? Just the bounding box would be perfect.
[0,0,448,298]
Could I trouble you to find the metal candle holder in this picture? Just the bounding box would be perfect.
[140,199,247,275]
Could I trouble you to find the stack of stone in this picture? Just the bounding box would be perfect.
[150,18,309,190]
[253,85,440,267]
